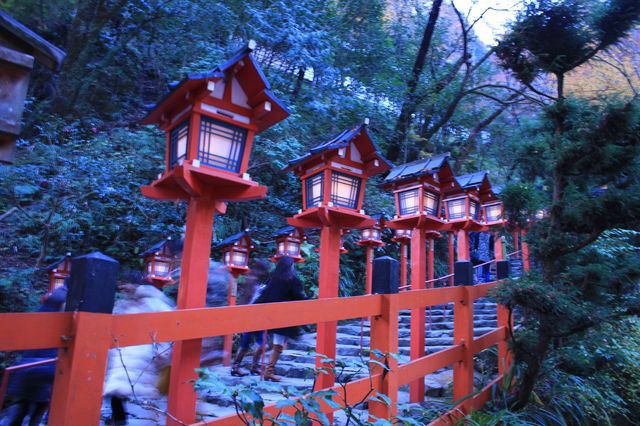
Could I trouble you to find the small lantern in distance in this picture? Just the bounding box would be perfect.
[44,253,72,292]
[140,237,180,288]
[272,226,305,263]
[441,171,492,231]
[384,153,454,231]
[357,214,385,247]
[391,229,412,244]
[214,230,254,277]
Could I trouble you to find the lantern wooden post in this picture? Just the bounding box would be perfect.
[521,229,531,272]
[167,196,216,423]
[286,121,391,400]
[315,224,342,390]
[427,236,435,288]
[447,232,455,286]
[409,228,427,401]
[456,229,469,261]
[400,242,408,289]
[141,41,289,425]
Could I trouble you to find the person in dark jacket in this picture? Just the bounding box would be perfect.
[254,256,307,382]
[231,260,270,377]
[2,285,67,426]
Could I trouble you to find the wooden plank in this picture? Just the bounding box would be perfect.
[0,312,73,351]
[397,345,464,386]
[110,295,382,347]
[467,282,497,300]
[369,294,399,419]
[472,327,506,353]
[397,286,462,311]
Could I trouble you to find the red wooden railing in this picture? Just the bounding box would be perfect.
[0,282,511,425]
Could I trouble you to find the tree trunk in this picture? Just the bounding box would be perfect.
[386,0,444,163]
[513,328,552,410]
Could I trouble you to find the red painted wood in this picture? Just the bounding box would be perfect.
[497,304,512,376]
[400,242,408,290]
[448,232,455,285]
[369,294,399,420]
[0,312,72,351]
[409,228,426,402]
[49,313,112,425]
[456,229,469,261]
[397,345,463,386]
[427,237,435,288]
[314,225,342,392]
[453,287,474,413]
[365,246,373,295]
[494,231,504,261]
[521,229,531,272]
[167,196,216,426]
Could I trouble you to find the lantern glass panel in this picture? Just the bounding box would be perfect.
[447,198,466,219]
[169,120,189,166]
[469,200,479,219]
[231,250,248,267]
[485,204,502,222]
[153,261,170,276]
[362,228,381,241]
[330,172,361,209]
[198,116,247,172]
[285,241,300,256]
[277,241,286,255]
[398,189,419,215]
[54,278,66,289]
[305,172,324,208]
[423,190,439,216]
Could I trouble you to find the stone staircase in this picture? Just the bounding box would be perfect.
[100,276,516,424]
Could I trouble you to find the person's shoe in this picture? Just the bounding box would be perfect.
[231,364,250,377]
[250,346,264,375]
[230,347,250,376]
[263,344,283,382]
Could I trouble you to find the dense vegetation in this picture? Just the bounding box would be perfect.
[1,0,639,423]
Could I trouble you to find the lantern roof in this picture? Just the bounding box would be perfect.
[455,171,500,202]
[213,229,252,249]
[140,237,183,257]
[144,40,289,132]
[0,11,66,70]
[43,253,72,271]
[273,225,300,238]
[384,153,452,184]
[286,122,393,174]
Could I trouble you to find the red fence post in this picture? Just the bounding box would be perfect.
[521,229,531,272]
[409,228,426,402]
[369,294,399,420]
[453,286,474,414]
[48,312,112,425]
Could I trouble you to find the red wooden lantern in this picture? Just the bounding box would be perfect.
[141,40,289,206]
[140,41,289,422]
[391,229,412,244]
[45,253,71,293]
[140,238,180,287]
[357,214,385,247]
[214,230,254,277]
[384,153,455,231]
[285,119,392,229]
[285,120,391,392]
[272,226,305,263]
[445,171,501,231]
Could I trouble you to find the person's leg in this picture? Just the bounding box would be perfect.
[264,334,286,382]
[231,333,251,376]
[7,401,30,426]
[28,402,48,426]
[110,396,127,425]
[250,331,266,375]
